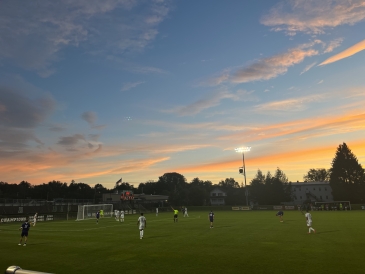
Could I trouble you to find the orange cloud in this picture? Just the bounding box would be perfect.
[219,110,365,144]
[319,39,365,66]
[261,0,365,35]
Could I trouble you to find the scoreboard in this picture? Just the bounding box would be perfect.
[120,190,134,200]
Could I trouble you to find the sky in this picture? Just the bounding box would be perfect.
[1,0,365,189]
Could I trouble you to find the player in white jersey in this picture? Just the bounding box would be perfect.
[115,210,120,221]
[156,207,158,216]
[33,213,38,227]
[305,210,316,234]
[120,210,125,222]
[184,207,189,217]
[137,213,147,239]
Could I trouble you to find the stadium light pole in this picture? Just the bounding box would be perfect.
[235,147,251,206]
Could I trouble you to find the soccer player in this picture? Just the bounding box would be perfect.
[115,210,120,221]
[209,210,214,228]
[18,219,30,246]
[137,213,147,239]
[305,210,316,234]
[120,210,125,222]
[32,212,38,226]
[156,207,158,217]
[184,207,189,217]
[96,210,100,224]
[276,211,284,222]
[100,209,104,218]
[172,207,179,222]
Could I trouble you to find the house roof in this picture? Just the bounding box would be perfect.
[210,188,226,194]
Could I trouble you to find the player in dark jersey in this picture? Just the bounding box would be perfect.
[19,219,30,246]
[276,211,284,222]
[96,211,100,224]
[209,210,214,228]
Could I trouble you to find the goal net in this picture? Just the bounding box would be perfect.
[76,204,113,221]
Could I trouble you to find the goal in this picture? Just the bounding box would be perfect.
[76,204,113,221]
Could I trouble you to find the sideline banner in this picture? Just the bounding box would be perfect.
[273,206,283,210]
[284,206,295,210]
[0,214,54,223]
[232,206,251,211]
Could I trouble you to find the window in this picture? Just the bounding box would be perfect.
[212,193,216,196]
[218,193,222,196]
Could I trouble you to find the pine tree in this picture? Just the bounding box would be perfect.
[329,143,364,203]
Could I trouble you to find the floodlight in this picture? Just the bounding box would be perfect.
[235,147,251,153]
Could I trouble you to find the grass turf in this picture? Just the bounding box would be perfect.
[1,210,364,274]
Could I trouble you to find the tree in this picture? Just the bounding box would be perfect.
[187,178,211,206]
[304,168,330,182]
[218,178,240,189]
[330,143,365,203]
[249,168,292,205]
[250,169,266,205]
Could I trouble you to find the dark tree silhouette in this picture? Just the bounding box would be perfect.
[330,143,365,203]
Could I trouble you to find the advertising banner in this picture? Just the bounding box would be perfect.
[1,214,54,223]
[284,206,295,210]
[273,206,283,210]
[232,206,251,211]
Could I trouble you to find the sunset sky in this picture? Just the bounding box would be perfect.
[1,0,365,189]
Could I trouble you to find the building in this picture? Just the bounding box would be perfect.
[291,182,333,204]
[210,188,226,206]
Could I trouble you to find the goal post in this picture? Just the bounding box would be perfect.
[76,204,113,221]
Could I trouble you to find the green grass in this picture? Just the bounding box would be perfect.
[1,211,365,274]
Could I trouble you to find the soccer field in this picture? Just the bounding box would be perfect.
[1,210,365,274]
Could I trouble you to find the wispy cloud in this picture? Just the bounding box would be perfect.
[57,134,87,147]
[121,81,145,91]
[106,55,168,74]
[0,0,172,75]
[319,39,365,66]
[261,0,365,35]
[163,89,257,116]
[81,111,97,126]
[254,94,325,112]
[81,111,105,129]
[300,62,317,75]
[324,38,343,53]
[219,107,365,145]
[208,44,319,86]
[317,80,324,84]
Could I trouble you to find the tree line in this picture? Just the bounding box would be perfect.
[1,143,364,205]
